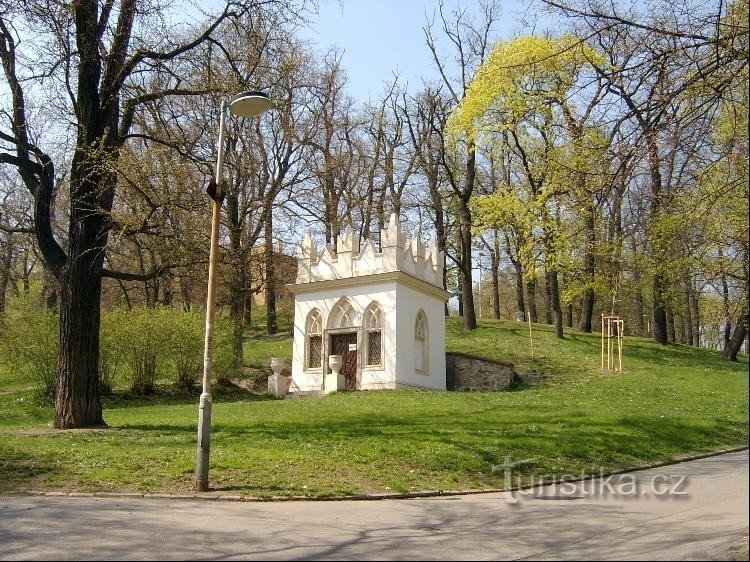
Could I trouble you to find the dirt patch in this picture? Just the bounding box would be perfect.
[231,372,269,394]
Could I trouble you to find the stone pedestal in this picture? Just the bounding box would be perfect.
[325,355,344,394]
[268,357,291,397]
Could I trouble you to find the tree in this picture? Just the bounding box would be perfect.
[543,0,749,344]
[403,86,454,311]
[450,35,606,338]
[0,0,298,428]
[424,0,501,330]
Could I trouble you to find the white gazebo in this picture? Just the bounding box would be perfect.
[287,214,449,393]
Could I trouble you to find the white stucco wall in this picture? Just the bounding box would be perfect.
[290,281,397,392]
[290,216,448,394]
[290,276,447,393]
[394,283,447,390]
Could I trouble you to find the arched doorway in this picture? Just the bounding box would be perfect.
[328,298,359,390]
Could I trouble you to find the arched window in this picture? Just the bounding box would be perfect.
[364,302,382,367]
[306,309,323,369]
[415,310,428,374]
[329,297,358,329]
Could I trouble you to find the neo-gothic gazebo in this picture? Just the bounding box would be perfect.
[287,214,449,393]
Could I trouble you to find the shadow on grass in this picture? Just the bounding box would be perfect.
[625,342,749,370]
[0,446,59,492]
[2,400,746,495]
[212,407,747,470]
[205,409,748,495]
[104,385,277,411]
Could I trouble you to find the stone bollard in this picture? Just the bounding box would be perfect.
[268,357,291,397]
[325,355,344,394]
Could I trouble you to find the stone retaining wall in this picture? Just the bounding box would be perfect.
[446,352,516,391]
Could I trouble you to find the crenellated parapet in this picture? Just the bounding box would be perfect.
[295,213,444,288]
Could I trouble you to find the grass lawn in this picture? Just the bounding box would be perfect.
[0,317,747,497]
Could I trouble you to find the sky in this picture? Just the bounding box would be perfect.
[298,0,556,102]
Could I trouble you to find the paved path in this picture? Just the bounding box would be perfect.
[1,451,747,560]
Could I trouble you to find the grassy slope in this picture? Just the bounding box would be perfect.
[0,317,747,497]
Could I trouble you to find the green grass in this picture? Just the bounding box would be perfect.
[0,317,747,497]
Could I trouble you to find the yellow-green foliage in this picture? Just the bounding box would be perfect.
[0,295,58,402]
[460,35,607,281]
[446,35,605,142]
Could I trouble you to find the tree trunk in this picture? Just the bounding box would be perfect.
[653,274,669,344]
[683,280,694,346]
[689,285,700,347]
[21,249,31,294]
[526,275,538,323]
[54,253,105,429]
[264,202,277,335]
[116,279,132,311]
[566,303,573,328]
[579,211,596,332]
[720,261,731,349]
[456,267,463,317]
[677,312,687,345]
[544,271,553,325]
[161,274,173,306]
[226,192,245,368]
[666,306,675,344]
[548,269,564,339]
[180,277,193,312]
[723,323,747,361]
[0,237,12,314]
[648,133,668,344]
[42,267,59,311]
[512,257,525,321]
[490,245,500,320]
[53,100,114,428]
[459,199,476,331]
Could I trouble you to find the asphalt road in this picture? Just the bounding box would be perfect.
[1,451,748,561]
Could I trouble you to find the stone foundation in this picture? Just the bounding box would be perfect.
[446,352,516,391]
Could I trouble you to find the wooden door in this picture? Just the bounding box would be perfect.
[331,333,358,390]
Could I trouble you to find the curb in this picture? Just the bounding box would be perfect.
[21,445,749,503]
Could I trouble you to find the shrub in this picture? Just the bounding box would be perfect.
[98,306,238,395]
[0,295,58,403]
[117,307,169,395]
[99,308,128,395]
[212,316,243,385]
[163,309,205,392]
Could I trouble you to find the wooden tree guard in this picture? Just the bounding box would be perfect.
[601,315,624,372]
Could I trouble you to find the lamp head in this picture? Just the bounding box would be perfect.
[227,90,274,117]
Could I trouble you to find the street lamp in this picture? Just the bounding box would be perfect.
[195,90,274,492]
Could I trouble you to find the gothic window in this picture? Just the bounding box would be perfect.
[415,310,428,373]
[329,298,358,329]
[306,309,323,369]
[364,303,382,367]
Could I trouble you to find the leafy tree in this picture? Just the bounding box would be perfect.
[0,0,301,428]
[449,35,605,338]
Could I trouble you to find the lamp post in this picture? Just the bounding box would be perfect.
[195,90,274,492]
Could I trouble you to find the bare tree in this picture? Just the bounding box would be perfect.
[423,0,501,330]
